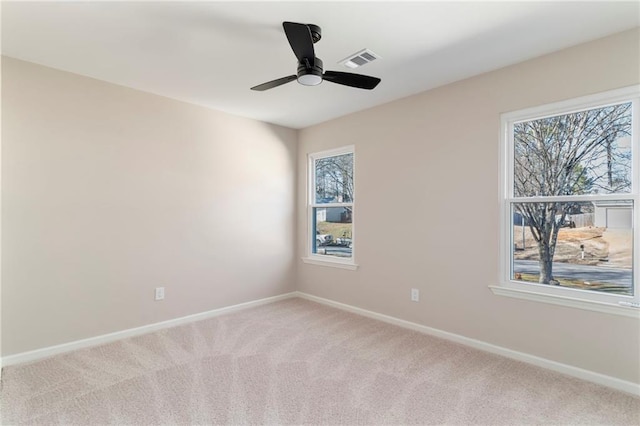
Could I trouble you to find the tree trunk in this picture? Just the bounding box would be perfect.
[538,242,554,284]
[607,138,613,188]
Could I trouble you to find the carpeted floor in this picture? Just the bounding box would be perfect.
[1,297,639,425]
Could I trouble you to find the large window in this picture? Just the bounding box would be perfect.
[305,146,356,269]
[494,86,639,316]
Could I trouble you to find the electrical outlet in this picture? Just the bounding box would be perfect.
[155,287,165,301]
[411,288,419,302]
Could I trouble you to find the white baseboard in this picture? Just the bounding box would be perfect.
[1,292,297,367]
[295,291,640,397]
[4,290,638,397]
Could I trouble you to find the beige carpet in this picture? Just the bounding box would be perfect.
[1,297,639,425]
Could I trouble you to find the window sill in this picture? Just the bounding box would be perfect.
[302,257,359,270]
[489,285,640,318]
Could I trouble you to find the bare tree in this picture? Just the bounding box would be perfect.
[513,103,631,284]
[315,153,353,202]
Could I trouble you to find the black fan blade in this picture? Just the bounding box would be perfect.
[251,75,297,91]
[283,22,314,63]
[323,71,381,90]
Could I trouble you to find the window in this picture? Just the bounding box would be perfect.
[304,146,356,269]
[492,86,639,316]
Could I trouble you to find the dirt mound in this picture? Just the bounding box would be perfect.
[513,226,627,267]
[602,229,633,268]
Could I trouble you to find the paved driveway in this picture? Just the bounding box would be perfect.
[513,259,632,287]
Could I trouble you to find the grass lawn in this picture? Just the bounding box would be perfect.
[317,222,352,239]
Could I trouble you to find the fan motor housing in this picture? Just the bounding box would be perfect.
[297,57,323,86]
[307,24,322,43]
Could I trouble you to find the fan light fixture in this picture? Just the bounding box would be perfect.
[298,74,323,86]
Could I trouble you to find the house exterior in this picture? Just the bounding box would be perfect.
[593,200,633,229]
[316,207,351,223]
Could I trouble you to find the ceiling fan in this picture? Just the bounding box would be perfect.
[251,21,381,91]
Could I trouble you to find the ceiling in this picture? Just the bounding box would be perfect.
[2,1,639,129]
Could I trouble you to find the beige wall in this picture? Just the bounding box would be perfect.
[1,57,297,355]
[297,28,640,384]
[0,55,3,365]
[2,29,639,385]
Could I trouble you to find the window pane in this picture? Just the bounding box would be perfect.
[513,102,632,197]
[313,207,352,258]
[315,153,354,204]
[511,201,633,296]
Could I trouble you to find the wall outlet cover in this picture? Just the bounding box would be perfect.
[411,288,419,302]
[155,287,165,301]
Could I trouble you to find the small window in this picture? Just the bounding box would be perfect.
[494,86,639,315]
[305,146,355,268]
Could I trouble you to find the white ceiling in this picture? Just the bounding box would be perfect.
[2,1,639,129]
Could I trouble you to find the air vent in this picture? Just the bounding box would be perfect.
[339,49,380,69]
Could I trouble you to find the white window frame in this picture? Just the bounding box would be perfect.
[490,86,640,317]
[302,145,358,270]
